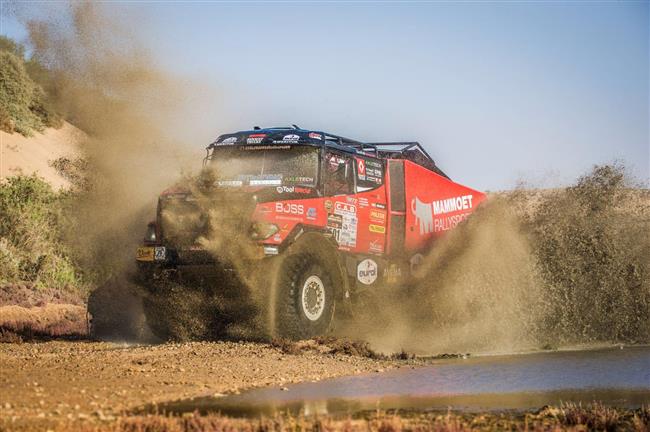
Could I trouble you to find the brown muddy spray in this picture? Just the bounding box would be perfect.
[339,165,649,354]
[10,3,649,351]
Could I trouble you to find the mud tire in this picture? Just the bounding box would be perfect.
[275,251,336,340]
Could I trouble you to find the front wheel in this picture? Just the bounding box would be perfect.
[275,252,336,340]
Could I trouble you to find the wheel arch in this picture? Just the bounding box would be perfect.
[284,231,349,300]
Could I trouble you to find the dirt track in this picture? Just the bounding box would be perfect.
[0,341,397,429]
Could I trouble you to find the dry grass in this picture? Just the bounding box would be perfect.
[6,405,646,432]
[0,303,87,342]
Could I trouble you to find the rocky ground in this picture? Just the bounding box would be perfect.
[0,340,403,430]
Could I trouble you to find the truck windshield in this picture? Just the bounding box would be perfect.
[209,145,319,187]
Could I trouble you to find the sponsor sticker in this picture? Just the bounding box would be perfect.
[273,134,300,144]
[357,259,378,285]
[357,159,366,176]
[369,239,384,253]
[250,179,281,186]
[409,253,426,279]
[335,202,356,215]
[284,176,315,184]
[294,187,311,194]
[370,209,386,223]
[246,133,266,144]
[369,224,386,234]
[243,145,290,151]
[216,136,237,146]
[411,195,474,234]
[308,132,322,140]
[358,197,369,208]
[327,214,342,229]
[264,245,279,255]
[277,185,311,194]
[325,200,333,212]
[276,186,295,193]
[215,180,243,187]
[373,202,386,209]
[383,264,402,283]
[275,202,304,215]
[306,207,317,220]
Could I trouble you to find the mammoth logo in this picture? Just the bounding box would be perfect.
[411,197,433,234]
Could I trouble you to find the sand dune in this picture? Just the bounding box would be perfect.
[0,122,85,190]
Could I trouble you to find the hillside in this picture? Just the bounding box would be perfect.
[0,121,84,190]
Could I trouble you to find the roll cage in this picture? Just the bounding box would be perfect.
[204,126,449,180]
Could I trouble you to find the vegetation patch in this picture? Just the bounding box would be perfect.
[0,303,87,342]
[0,175,87,300]
[12,404,648,432]
[0,36,61,136]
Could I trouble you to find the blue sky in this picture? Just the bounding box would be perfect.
[2,1,648,190]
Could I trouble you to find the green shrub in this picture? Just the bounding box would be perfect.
[0,175,85,294]
[0,38,61,135]
[0,35,25,58]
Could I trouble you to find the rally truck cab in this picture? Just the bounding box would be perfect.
[135,126,486,340]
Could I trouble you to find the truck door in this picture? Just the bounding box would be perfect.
[322,151,357,250]
[353,155,387,255]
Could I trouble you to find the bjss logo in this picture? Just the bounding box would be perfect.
[275,202,304,215]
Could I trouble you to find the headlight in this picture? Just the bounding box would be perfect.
[249,222,279,240]
[144,222,157,243]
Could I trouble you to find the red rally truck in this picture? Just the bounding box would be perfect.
[135,126,486,340]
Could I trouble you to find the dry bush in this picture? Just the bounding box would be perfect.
[49,156,89,190]
[37,406,648,432]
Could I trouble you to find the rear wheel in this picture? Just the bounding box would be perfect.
[275,252,336,340]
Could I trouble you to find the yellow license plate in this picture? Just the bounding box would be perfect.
[136,247,155,262]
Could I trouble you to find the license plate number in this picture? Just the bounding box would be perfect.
[136,247,166,262]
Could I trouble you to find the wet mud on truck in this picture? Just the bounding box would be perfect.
[129,127,486,340]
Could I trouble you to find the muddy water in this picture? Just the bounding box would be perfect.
[152,346,650,417]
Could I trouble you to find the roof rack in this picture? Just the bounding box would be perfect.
[322,137,449,179]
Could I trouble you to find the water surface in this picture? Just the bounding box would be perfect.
[152,346,650,417]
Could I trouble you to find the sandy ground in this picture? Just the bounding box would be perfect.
[0,122,84,189]
[0,341,398,428]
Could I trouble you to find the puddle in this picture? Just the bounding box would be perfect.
[149,346,650,417]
